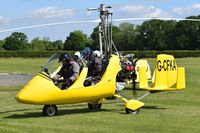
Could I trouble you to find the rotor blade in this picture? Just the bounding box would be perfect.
[0,19,100,33]
[1,17,200,33]
[113,17,200,22]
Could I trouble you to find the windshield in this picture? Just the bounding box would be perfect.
[41,53,61,77]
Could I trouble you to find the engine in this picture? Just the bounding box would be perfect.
[117,59,136,82]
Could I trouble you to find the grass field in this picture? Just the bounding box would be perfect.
[0,57,200,133]
[0,58,46,74]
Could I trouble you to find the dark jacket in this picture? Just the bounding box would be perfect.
[54,61,80,82]
[87,56,102,77]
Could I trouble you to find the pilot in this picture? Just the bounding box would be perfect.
[52,53,80,90]
[81,47,102,86]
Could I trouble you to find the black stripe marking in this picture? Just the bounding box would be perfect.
[38,74,52,81]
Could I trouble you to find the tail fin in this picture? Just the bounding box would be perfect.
[176,67,186,90]
[135,60,151,82]
[139,67,149,88]
[154,54,177,88]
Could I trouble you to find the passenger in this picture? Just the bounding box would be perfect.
[73,51,83,68]
[81,47,102,77]
[81,47,102,86]
[52,53,80,90]
[93,50,101,57]
[73,51,81,61]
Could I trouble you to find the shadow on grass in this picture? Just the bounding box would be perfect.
[142,105,167,110]
[116,103,167,109]
[59,108,110,115]
[3,108,111,119]
[0,108,34,114]
[4,112,42,119]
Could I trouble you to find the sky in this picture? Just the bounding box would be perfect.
[0,0,200,41]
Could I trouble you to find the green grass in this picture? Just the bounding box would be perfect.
[0,57,200,133]
[0,58,47,74]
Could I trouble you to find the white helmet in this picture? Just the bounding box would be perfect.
[93,50,101,57]
[74,51,81,58]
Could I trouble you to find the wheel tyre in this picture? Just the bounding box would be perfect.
[105,96,117,100]
[125,108,139,114]
[43,105,58,116]
[88,103,102,110]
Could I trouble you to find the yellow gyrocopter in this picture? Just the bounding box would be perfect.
[15,4,186,116]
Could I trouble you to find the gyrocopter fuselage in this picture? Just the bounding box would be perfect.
[15,4,186,116]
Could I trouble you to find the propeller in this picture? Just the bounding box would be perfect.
[1,17,200,33]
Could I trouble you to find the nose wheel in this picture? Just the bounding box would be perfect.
[43,105,58,116]
[125,108,140,114]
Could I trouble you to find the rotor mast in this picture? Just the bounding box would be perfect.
[88,4,117,57]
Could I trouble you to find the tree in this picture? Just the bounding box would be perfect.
[90,24,138,51]
[52,40,63,51]
[0,40,5,50]
[171,15,200,50]
[30,37,46,51]
[31,37,60,51]
[64,30,89,50]
[112,26,123,50]
[136,20,176,50]
[118,23,138,50]
[3,32,29,50]
[90,26,100,50]
[42,37,53,51]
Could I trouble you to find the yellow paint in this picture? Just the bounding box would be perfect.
[176,67,185,90]
[69,67,88,89]
[154,54,177,88]
[16,54,122,105]
[135,59,151,82]
[125,100,144,111]
[139,67,149,88]
[114,94,144,111]
[138,54,186,91]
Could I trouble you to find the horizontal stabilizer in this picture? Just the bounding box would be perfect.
[138,54,186,91]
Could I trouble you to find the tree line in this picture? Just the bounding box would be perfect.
[0,15,200,51]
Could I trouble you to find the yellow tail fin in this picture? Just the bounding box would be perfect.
[176,67,186,90]
[155,54,177,88]
[139,67,148,88]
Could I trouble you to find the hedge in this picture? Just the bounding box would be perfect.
[121,50,200,58]
[0,50,200,58]
[0,51,75,58]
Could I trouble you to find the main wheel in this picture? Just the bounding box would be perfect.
[43,105,58,116]
[125,108,140,114]
[88,103,102,110]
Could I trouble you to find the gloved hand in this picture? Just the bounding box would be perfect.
[92,70,99,76]
[51,78,56,82]
[61,79,72,90]
[52,79,64,85]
